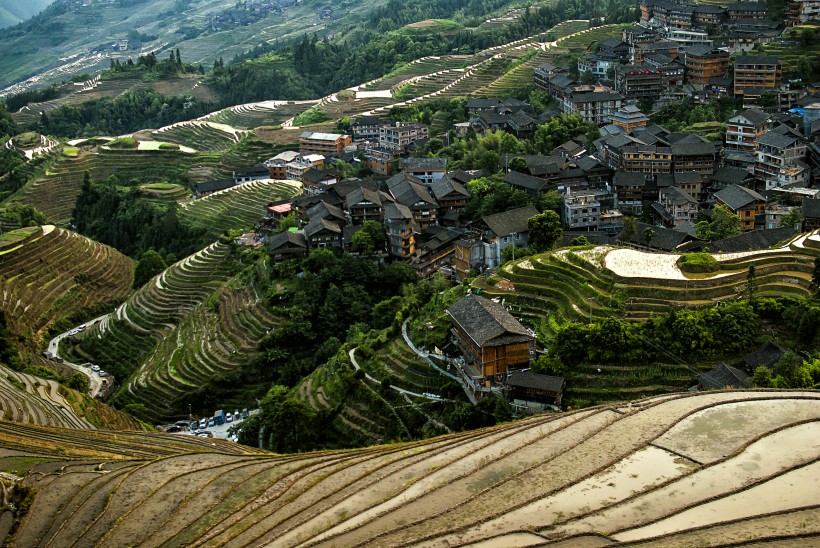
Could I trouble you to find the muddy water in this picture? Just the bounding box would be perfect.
[419,446,695,546]
[654,399,820,464]
[549,421,820,540]
[613,459,820,542]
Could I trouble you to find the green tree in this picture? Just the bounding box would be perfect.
[747,265,757,303]
[695,205,741,241]
[352,230,375,255]
[361,220,386,251]
[642,226,655,248]
[66,371,90,392]
[779,208,804,229]
[133,250,167,288]
[620,216,637,242]
[508,156,528,173]
[275,213,300,234]
[527,210,563,252]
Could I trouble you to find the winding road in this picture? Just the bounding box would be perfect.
[46,314,110,398]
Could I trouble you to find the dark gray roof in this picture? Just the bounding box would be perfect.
[383,201,413,222]
[447,294,534,347]
[756,131,801,149]
[704,226,795,253]
[504,171,549,192]
[352,115,380,126]
[389,178,437,209]
[670,141,717,156]
[732,108,770,126]
[715,184,765,210]
[698,363,750,390]
[694,4,726,13]
[267,230,307,254]
[431,177,470,200]
[304,217,342,237]
[711,166,753,187]
[743,341,788,371]
[615,172,648,187]
[685,45,725,58]
[506,371,565,393]
[626,222,696,251]
[728,2,767,11]
[662,186,697,205]
[345,186,390,208]
[403,157,447,171]
[467,98,501,109]
[194,179,235,194]
[652,201,674,223]
[482,205,540,238]
[803,198,820,219]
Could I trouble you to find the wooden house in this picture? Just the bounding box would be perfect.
[447,295,535,386]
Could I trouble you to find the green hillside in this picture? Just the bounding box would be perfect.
[0,0,54,29]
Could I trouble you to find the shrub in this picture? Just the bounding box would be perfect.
[678,252,718,273]
[107,136,138,149]
[158,142,180,150]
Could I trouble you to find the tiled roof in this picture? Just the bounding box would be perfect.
[506,371,565,393]
[431,177,470,200]
[803,198,820,219]
[482,205,540,238]
[698,363,750,390]
[756,131,801,149]
[504,171,549,192]
[403,157,447,171]
[447,294,534,347]
[705,226,795,253]
[715,184,765,210]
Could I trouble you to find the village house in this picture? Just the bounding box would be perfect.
[656,185,699,228]
[387,173,439,231]
[299,131,351,155]
[725,109,771,154]
[350,115,381,141]
[402,157,447,185]
[505,370,566,407]
[383,202,416,259]
[480,205,539,268]
[447,294,536,387]
[754,131,809,190]
[714,184,767,230]
[193,179,235,198]
[733,56,782,98]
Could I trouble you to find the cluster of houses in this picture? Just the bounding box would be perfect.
[206,0,307,29]
[536,14,817,118]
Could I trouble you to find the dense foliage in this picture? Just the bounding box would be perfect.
[37,89,214,137]
[209,0,638,105]
[72,173,206,260]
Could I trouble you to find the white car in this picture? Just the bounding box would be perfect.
[91,365,100,372]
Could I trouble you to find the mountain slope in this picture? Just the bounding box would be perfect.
[0,0,54,29]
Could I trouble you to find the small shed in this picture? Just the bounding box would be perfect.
[505,370,566,406]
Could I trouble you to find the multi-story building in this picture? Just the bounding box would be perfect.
[714,184,766,230]
[754,131,809,190]
[733,55,781,97]
[364,146,400,176]
[564,89,624,125]
[387,173,439,231]
[610,104,650,132]
[693,4,727,25]
[615,64,664,101]
[285,154,324,181]
[658,186,698,228]
[683,45,729,86]
[299,131,351,155]
[379,123,428,152]
[662,27,712,47]
[621,145,674,173]
[623,25,658,48]
[633,41,679,64]
[266,150,301,180]
[577,55,618,79]
[727,1,767,21]
[644,54,685,87]
[786,0,820,25]
[670,140,719,177]
[561,188,616,230]
[383,202,416,258]
[350,115,381,141]
[402,157,447,186]
[725,108,771,153]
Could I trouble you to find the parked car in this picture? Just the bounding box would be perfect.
[199,418,208,429]
[165,425,181,433]
[207,418,215,428]
[91,365,100,371]
[98,370,107,377]
[190,421,199,431]
[241,408,249,419]
[226,414,233,424]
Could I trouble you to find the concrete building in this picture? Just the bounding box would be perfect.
[733,56,782,97]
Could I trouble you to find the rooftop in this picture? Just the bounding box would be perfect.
[447,294,534,348]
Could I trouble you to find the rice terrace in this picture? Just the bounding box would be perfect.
[0,0,819,544]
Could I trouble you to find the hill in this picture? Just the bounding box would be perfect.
[0,0,54,29]
[0,391,817,546]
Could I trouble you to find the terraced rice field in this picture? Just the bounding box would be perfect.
[153,120,248,152]
[548,23,632,57]
[0,225,133,350]
[3,391,817,547]
[12,147,208,224]
[366,338,450,394]
[179,179,301,238]
[204,100,318,130]
[480,233,818,328]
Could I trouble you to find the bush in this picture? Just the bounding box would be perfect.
[106,136,138,149]
[158,142,180,150]
[678,252,718,273]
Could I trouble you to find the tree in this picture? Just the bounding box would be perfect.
[508,156,528,173]
[275,214,300,234]
[351,230,375,255]
[133,250,167,288]
[527,211,563,252]
[642,227,655,248]
[620,216,637,243]
[779,208,804,229]
[361,220,386,252]
[747,265,757,303]
[66,371,89,392]
[695,205,741,241]
[570,235,590,246]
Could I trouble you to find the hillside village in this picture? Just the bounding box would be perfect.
[0,0,819,543]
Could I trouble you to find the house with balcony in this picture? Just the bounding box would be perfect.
[387,173,439,231]
[402,157,447,185]
[658,186,699,228]
[379,123,429,152]
[684,45,729,86]
[383,202,416,259]
[610,104,650,132]
[480,205,539,268]
[447,294,535,387]
[432,175,471,212]
[615,64,665,101]
[754,131,808,190]
[344,186,392,225]
[350,115,381,141]
[733,55,781,97]
[725,109,771,153]
[714,184,766,230]
[299,131,351,155]
[561,188,618,231]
